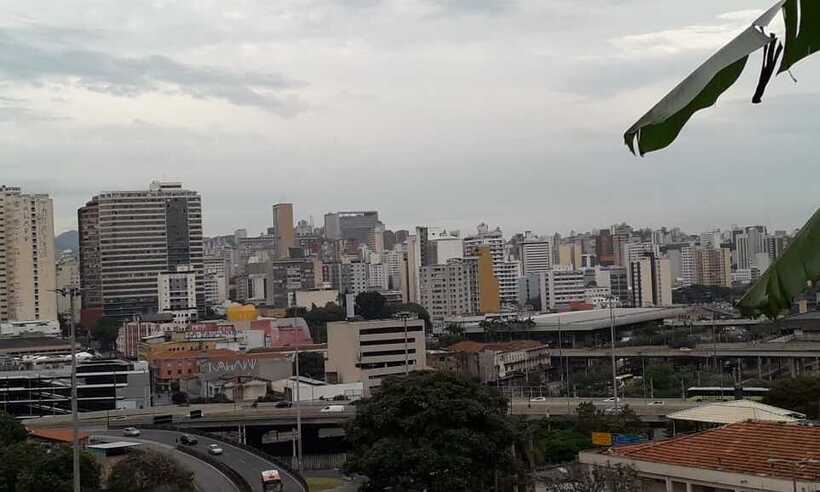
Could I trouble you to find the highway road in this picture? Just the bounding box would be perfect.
[94,432,237,492]
[99,428,306,492]
[509,397,698,417]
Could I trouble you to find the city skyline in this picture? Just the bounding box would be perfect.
[3,1,819,237]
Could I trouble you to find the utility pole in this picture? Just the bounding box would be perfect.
[609,297,619,411]
[55,288,81,492]
[294,345,303,473]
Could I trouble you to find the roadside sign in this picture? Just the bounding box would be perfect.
[591,432,613,446]
[614,434,644,446]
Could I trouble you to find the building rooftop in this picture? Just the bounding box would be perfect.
[0,336,71,353]
[27,427,90,443]
[667,400,806,425]
[610,421,820,481]
[449,340,544,353]
[455,307,690,334]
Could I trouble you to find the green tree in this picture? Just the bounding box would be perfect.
[763,376,820,419]
[386,303,433,332]
[354,291,387,320]
[301,302,346,343]
[0,442,100,492]
[0,411,28,445]
[108,449,195,492]
[94,317,122,351]
[296,351,325,380]
[345,371,518,491]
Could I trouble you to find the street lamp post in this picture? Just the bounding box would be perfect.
[394,311,415,375]
[55,287,80,492]
[293,345,303,473]
[609,296,619,411]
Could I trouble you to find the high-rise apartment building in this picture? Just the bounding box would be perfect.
[520,236,552,276]
[464,224,519,307]
[630,254,672,307]
[596,230,614,266]
[78,181,203,324]
[271,257,319,308]
[0,186,57,322]
[56,253,82,323]
[419,258,480,327]
[157,265,197,323]
[203,255,228,307]
[683,247,732,288]
[272,203,295,259]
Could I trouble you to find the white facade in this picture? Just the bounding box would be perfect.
[203,255,228,307]
[0,186,57,323]
[157,265,198,323]
[520,238,552,276]
[367,263,389,290]
[495,260,522,307]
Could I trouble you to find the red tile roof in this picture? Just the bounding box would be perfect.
[611,421,820,481]
[27,427,90,444]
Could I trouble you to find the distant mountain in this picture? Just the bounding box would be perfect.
[55,230,79,252]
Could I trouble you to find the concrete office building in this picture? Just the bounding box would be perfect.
[326,318,426,393]
[0,186,57,323]
[324,211,380,243]
[520,236,552,276]
[157,265,198,324]
[272,203,295,259]
[78,181,203,324]
[464,225,519,307]
[524,267,587,311]
[631,254,672,307]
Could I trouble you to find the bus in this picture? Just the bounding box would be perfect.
[685,386,769,402]
[261,470,283,492]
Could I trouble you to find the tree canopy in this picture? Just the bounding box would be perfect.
[763,376,820,418]
[345,371,518,491]
[108,449,194,492]
[354,291,386,320]
[0,411,28,445]
[0,442,100,492]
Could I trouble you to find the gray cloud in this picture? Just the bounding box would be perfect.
[424,0,514,17]
[0,30,309,116]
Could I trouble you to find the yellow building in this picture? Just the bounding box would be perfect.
[226,303,258,321]
[477,246,500,313]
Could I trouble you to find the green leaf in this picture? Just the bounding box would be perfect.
[738,208,820,318]
[630,56,749,156]
[780,0,820,73]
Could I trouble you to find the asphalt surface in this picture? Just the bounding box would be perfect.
[94,433,237,492]
[99,428,305,492]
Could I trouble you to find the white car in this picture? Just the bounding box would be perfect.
[320,405,345,413]
[208,444,223,456]
[601,397,622,403]
[529,396,547,402]
[123,427,141,437]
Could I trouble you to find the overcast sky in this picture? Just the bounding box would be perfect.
[3,0,818,238]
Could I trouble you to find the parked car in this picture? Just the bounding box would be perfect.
[208,444,223,455]
[179,434,198,445]
[274,400,292,408]
[320,405,345,413]
[123,427,141,437]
